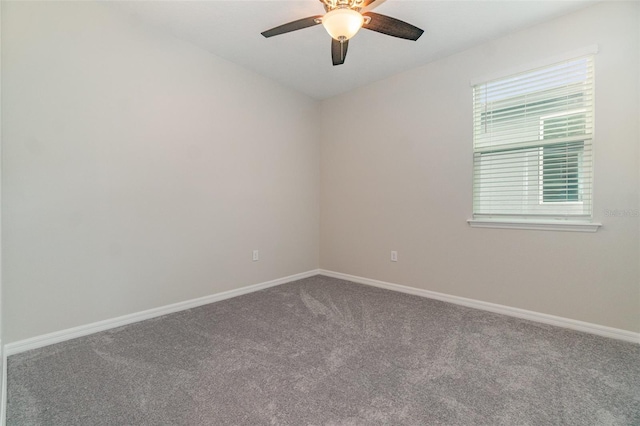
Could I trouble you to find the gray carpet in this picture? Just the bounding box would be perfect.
[7,275,640,425]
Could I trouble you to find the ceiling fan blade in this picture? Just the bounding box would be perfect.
[261,16,322,38]
[331,39,349,66]
[360,0,388,13]
[363,12,424,41]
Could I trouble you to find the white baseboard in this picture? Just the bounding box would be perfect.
[4,270,320,357]
[4,267,637,357]
[319,270,640,344]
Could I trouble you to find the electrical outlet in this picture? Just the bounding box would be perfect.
[391,251,398,262]
[252,250,259,261]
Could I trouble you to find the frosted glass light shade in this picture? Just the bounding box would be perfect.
[322,8,364,41]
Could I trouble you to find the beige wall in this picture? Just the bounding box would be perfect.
[0,0,3,361]
[320,1,640,332]
[2,2,320,343]
[2,1,639,345]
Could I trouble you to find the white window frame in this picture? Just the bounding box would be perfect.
[468,47,601,232]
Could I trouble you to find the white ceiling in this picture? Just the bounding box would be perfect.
[111,0,597,100]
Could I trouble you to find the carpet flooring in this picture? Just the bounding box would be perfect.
[7,275,640,425]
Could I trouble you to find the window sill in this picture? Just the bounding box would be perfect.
[467,218,601,232]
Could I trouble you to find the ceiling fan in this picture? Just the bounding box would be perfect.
[261,0,424,66]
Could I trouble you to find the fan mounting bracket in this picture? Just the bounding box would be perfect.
[320,0,365,12]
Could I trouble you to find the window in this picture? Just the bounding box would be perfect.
[471,55,595,227]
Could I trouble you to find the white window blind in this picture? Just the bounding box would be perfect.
[472,55,594,219]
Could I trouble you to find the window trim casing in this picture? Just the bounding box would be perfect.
[467,218,601,232]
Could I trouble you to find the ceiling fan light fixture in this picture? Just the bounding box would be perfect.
[322,8,364,41]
